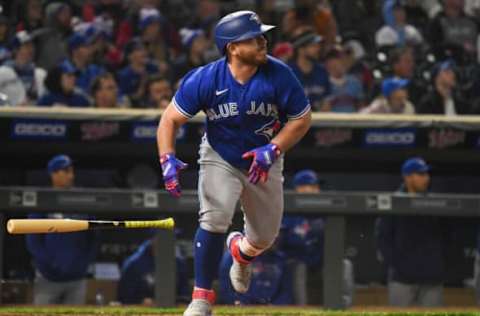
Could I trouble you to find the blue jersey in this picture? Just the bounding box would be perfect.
[173,56,310,170]
[69,60,105,94]
[117,63,159,96]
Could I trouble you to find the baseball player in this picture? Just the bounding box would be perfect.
[157,11,311,316]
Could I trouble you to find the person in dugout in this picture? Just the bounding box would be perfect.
[281,169,354,307]
[26,154,96,305]
[117,236,189,305]
[375,157,448,307]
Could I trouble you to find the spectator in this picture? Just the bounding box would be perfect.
[37,61,90,107]
[342,38,374,99]
[91,72,123,108]
[93,27,122,70]
[75,22,122,70]
[417,60,469,115]
[117,38,159,105]
[391,46,415,81]
[65,33,105,94]
[171,28,209,84]
[375,157,446,307]
[281,7,313,40]
[0,13,12,65]
[465,0,480,17]
[324,46,365,113]
[361,77,415,114]
[289,31,331,112]
[312,0,338,53]
[376,3,423,48]
[35,2,72,70]
[141,75,172,109]
[402,0,431,35]
[14,0,44,33]
[138,8,171,76]
[332,0,380,53]
[0,64,26,106]
[272,42,294,63]
[389,47,424,104]
[117,238,188,305]
[4,31,46,104]
[26,154,96,305]
[428,0,478,62]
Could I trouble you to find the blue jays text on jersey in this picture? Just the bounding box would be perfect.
[173,55,310,170]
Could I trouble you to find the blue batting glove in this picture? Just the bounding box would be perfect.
[160,153,188,198]
[242,143,281,184]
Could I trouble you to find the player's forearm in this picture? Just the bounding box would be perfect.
[157,115,180,156]
[271,111,311,152]
[157,103,189,156]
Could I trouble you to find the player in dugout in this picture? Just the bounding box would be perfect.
[26,154,96,305]
[375,157,448,307]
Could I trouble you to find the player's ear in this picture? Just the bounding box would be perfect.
[226,42,237,59]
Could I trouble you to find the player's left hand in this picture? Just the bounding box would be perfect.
[242,143,281,184]
[160,153,188,198]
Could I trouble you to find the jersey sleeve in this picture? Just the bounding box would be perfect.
[276,65,311,119]
[172,67,205,118]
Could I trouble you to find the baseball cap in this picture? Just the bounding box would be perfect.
[431,59,455,79]
[139,8,163,30]
[381,77,409,97]
[68,33,88,51]
[47,154,73,174]
[401,157,430,175]
[11,31,33,50]
[59,60,76,74]
[272,42,293,59]
[293,169,321,187]
[291,31,323,49]
[180,28,204,49]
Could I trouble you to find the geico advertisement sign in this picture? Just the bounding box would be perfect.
[11,120,67,139]
[363,129,416,147]
[131,122,185,141]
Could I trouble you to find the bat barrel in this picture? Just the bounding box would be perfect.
[7,219,89,234]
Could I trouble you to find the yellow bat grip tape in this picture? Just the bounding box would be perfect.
[125,218,175,229]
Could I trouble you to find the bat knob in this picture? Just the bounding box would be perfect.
[6,220,14,234]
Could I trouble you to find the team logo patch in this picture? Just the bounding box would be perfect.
[255,119,281,140]
[249,13,261,25]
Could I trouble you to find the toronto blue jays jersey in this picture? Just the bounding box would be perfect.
[173,56,310,170]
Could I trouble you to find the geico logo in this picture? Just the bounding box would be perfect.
[14,123,66,136]
[366,132,415,144]
[133,126,156,138]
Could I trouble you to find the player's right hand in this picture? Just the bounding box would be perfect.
[160,153,188,198]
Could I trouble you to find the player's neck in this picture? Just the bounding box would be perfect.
[228,59,258,85]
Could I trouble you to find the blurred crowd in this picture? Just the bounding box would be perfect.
[0,0,479,115]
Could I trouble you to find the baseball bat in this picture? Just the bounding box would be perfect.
[6,217,175,234]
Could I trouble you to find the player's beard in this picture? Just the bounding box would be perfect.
[237,47,268,66]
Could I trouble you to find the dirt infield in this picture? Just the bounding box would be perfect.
[1,306,480,316]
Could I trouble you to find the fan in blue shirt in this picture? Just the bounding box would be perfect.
[117,39,159,103]
[37,61,90,107]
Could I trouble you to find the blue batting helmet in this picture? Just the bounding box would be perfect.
[214,11,275,55]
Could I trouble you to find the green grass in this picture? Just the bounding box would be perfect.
[0,306,479,316]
